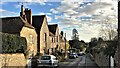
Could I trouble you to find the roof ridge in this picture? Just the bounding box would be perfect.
[20,16,34,29]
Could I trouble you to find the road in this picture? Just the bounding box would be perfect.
[59,54,99,68]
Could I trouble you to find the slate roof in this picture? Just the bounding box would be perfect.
[0,16,34,34]
[32,15,46,32]
[48,24,58,35]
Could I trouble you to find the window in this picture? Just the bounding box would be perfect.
[44,33,47,42]
[53,58,56,60]
[56,36,58,42]
[52,38,53,42]
[41,56,51,60]
[54,37,56,42]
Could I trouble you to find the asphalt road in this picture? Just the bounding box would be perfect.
[59,54,99,68]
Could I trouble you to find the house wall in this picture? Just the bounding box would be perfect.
[0,53,27,68]
[60,41,65,52]
[40,17,49,55]
[59,35,66,52]
[20,26,37,58]
[48,36,55,54]
[55,26,59,49]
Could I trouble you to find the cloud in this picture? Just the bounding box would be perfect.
[38,12,52,15]
[50,9,59,14]
[46,15,52,22]
[38,12,52,22]
[51,0,117,25]
[0,9,18,17]
[50,0,117,42]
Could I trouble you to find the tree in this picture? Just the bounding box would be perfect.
[72,29,79,40]
[99,16,117,41]
[98,37,104,42]
[89,37,98,48]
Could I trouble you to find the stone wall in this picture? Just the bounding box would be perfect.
[20,26,37,58]
[40,16,49,55]
[0,53,27,68]
[114,40,120,68]
[94,52,110,67]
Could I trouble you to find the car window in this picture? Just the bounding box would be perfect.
[41,56,51,60]
[53,58,57,60]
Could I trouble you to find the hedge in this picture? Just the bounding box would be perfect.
[1,32,27,53]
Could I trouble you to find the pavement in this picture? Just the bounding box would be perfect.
[59,53,100,68]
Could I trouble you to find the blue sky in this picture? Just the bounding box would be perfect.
[0,0,118,42]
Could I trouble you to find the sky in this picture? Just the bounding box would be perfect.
[0,0,118,42]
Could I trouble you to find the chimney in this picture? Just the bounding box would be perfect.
[20,5,25,17]
[24,8,32,24]
[20,5,27,21]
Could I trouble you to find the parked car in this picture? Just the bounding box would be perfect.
[69,53,78,59]
[31,56,38,68]
[37,55,59,67]
[77,52,85,56]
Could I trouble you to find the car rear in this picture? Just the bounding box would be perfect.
[37,55,58,67]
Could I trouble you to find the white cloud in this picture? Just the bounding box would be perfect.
[14,4,21,8]
[50,9,59,14]
[38,12,52,22]
[51,0,117,42]
[38,12,52,16]
[0,9,18,17]
[46,15,52,22]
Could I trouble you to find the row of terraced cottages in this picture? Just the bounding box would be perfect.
[0,5,66,59]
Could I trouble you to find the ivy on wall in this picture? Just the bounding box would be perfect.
[1,32,27,53]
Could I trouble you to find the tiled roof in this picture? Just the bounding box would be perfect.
[32,15,46,32]
[0,16,34,34]
[48,24,58,35]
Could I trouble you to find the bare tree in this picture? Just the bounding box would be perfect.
[99,16,117,41]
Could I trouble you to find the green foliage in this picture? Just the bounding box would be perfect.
[66,41,70,50]
[79,45,84,51]
[69,40,81,48]
[89,38,98,48]
[1,32,27,53]
[103,41,117,57]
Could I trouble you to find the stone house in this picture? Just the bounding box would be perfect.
[32,15,50,55]
[1,16,37,58]
[59,33,66,53]
[20,5,50,55]
[48,31,55,54]
[48,24,59,53]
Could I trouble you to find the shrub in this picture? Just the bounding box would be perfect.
[1,32,27,53]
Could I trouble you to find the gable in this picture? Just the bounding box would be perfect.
[48,24,58,35]
[32,15,46,32]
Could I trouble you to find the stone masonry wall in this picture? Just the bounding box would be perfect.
[94,52,109,67]
[0,53,27,68]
